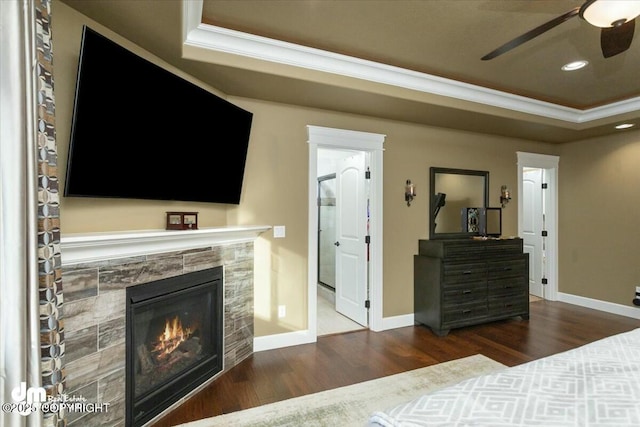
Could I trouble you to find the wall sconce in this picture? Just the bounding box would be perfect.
[500,185,511,208]
[405,179,416,206]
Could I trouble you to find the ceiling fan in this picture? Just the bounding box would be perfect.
[482,0,640,60]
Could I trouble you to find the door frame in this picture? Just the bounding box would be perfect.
[517,152,559,301]
[307,125,385,338]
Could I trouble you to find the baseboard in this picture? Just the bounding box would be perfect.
[253,329,316,352]
[254,314,415,352]
[557,292,640,320]
[254,295,640,352]
[381,313,414,330]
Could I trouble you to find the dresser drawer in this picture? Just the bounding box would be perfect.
[443,281,486,304]
[443,301,488,324]
[443,262,487,284]
[484,241,524,257]
[488,258,526,278]
[442,244,478,258]
[488,294,528,316]
[488,276,527,297]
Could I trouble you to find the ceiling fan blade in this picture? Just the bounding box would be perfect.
[601,19,635,58]
[481,7,580,60]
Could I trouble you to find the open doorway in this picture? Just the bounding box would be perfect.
[518,152,559,301]
[317,151,368,335]
[318,173,337,292]
[307,126,385,339]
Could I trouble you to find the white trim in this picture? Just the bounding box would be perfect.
[253,330,316,352]
[307,125,385,342]
[182,0,640,125]
[254,313,414,352]
[517,152,559,301]
[60,226,271,265]
[558,292,640,320]
[381,314,415,331]
[308,144,320,339]
[181,0,203,43]
[252,294,640,352]
[307,126,386,149]
[517,152,560,169]
[367,141,385,332]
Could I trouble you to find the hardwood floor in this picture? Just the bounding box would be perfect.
[152,300,640,426]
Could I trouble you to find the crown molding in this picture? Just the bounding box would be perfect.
[183,0,640,126]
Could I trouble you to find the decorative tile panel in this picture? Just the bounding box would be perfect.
[35,1,66,425]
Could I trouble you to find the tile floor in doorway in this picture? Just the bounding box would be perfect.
[529,294,543,302]
[317,285,365,336]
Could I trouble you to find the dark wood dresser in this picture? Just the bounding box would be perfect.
[414,238,529,336]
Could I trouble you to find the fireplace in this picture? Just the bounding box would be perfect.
[126,266,223,426]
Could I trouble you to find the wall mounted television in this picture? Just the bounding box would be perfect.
[64,26,253,204]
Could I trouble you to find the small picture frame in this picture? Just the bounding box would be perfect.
[166,211,198,230]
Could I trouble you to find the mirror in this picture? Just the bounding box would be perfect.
[429,167,489,239]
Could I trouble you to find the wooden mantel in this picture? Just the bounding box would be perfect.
[60,225,271,265]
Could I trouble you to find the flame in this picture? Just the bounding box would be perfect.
[153,316,193,359]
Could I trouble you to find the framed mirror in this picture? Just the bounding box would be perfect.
[429,167,489,240]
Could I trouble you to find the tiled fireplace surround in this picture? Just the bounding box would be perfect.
[60,226,268,426]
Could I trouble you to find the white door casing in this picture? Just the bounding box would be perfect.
[522,168,544,298]
[335,153,368,326]
[308,125,385,340]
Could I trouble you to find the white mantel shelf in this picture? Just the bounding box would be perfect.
[60,225,272,265]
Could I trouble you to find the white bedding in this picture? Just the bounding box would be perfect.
[369,328,640,426]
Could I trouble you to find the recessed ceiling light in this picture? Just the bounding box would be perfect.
[615,123,635,130]
[561,60,589,71]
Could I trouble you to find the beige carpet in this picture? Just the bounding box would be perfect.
[176,354,506,427]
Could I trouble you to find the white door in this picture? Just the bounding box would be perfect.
[334,152,368,326]
[522,168,544,298]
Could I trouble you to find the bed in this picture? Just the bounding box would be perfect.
[369,328,640,426]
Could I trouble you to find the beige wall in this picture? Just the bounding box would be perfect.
[54,3,229,232]
[558,132,640,306]
[374,124,557,316]
[56,3,640,339]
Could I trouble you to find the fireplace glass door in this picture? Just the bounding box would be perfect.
[126,267,223,426]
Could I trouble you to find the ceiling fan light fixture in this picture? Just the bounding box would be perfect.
[579,0,640,28]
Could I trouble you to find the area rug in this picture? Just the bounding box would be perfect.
[176,354,506,427]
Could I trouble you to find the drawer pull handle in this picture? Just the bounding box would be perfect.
[503,267,512,271]
[463,270,472,275]
[462,309,471,314]
[462,290,472,294]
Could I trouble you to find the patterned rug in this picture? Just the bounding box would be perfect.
[176,354,506,427]
[370,328,640,427]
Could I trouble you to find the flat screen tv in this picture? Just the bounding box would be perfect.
[64,26,253,204]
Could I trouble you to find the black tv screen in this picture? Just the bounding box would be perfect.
[64,26,253,204]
